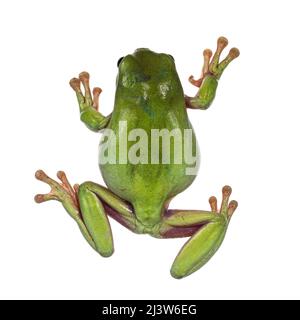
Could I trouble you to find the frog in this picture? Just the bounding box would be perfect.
[35,36,240,279]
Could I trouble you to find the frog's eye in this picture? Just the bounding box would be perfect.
[168,55,175,61]
[117,57,124,67]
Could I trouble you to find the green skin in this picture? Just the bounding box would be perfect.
[35,37,239,279]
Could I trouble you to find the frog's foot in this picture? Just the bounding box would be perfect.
[189,36,240,86]
[70,72,102,111]
[160,186,238,279]
[34,170,98,250]
[185,37,239,110]
[69,72,110,131]
[35,170,138,256]
[35,170,79,208]
[208,185,238,218]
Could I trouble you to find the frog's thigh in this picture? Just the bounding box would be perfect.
[78,183,114,257]
[161,210,227,279]
[78,181,136,256]
[170,220,227,279]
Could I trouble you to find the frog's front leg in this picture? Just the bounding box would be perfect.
[185,37,240,110]
[159,186,238,279]
[69,72,111,131]
[34,170,137,257]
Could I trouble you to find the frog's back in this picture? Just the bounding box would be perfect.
[99,48,199,227]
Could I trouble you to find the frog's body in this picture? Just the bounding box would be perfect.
[101,49,197,229]
[35,37,239,278]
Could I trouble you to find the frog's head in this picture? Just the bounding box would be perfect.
[115,48,183,102]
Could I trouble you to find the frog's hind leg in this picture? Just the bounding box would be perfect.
[159,186,238,279]
[77,181,137,257]
[34,170,137,257]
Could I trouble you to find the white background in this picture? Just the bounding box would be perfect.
[0,0,299,300]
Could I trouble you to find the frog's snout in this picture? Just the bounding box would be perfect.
[134,48,150,53]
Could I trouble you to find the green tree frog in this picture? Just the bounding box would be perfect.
[35,37,240,279]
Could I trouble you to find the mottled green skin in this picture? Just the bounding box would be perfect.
[100,49,198,228]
